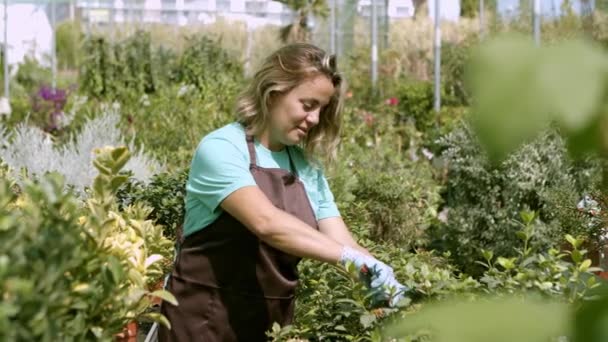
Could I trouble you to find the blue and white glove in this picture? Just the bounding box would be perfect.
[339,246,409,307]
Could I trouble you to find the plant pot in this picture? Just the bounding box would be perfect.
[596,271,608,280]
[114,321,137,342]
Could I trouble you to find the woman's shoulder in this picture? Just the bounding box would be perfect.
[192,123,249,163]
[198,123,247,148]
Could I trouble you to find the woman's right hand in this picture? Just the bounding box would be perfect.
[339,246,409,306]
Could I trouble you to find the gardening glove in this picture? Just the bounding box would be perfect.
[362,271,410,308]
[339,246,410,308]
[339,246,395,289]
[384,275,410,307]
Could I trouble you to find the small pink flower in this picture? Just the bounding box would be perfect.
[363,112,375,127]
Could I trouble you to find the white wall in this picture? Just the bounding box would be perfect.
[0,4,52,67]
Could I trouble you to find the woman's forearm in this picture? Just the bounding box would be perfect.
[256,208,344,264]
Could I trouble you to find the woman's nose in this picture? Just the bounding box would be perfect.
[306,110,319,126]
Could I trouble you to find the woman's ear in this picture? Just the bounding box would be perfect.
[267,90,283,108]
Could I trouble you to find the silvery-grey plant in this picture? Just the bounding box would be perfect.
[0,108,163,194]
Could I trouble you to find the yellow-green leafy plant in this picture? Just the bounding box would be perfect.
[0,146,175,341]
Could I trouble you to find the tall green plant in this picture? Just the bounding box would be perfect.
[0,146,175,340]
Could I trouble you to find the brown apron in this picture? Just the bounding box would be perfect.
[159,135,318,342]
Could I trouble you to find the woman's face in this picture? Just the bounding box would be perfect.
[262,74,335,151]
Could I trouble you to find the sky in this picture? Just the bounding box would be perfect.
[497,0,594,17]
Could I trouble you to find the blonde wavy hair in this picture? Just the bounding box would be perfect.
[235,43,346,166]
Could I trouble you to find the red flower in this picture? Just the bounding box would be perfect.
[385,97,399,106]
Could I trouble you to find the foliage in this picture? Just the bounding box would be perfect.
[388,295,570,342]
[79,31,163,101]
[56,20,85,70]
[0,146,174,341]
[393,80,460,138]
[460,0,497,17]
[441,40,473,106]
[330,103,443,248]
[77,34,241,169]
[268,248,478,342]
[14,57,52,92]
[121,83,236,170]
[387,221,606,342]
[171,35,243,95]
[431,123,600,275]
[117,168,189,240]
[478,211,602,303]
[467,34,608,163]
[0,109,162,194]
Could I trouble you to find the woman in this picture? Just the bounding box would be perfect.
[159,43,407,341]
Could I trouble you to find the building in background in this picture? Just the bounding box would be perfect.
[0,3,52,67]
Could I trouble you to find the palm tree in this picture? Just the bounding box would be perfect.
[413,0,428,20]
[275,0,329,43]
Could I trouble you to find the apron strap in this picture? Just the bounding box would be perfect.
[246,135,257,167]
[285,147,299,178]
[246,134,298,178]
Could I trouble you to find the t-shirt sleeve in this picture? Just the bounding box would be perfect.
[186,136,257,213]
[316,169,341,220]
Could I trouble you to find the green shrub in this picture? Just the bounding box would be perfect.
[268,248,478,342]
[0,146,174,341]
[117,168,189,240]
[171,35,243,94]
[431,123,602,275]
[393,80,459,136]
[329,104,443,249]
[441,41,472,106]
[79,31,169,101]
[14,57,52,92]
[56,20,85,70]
[125,83,236,169]
[269,213,602,341]
[478,211,602,303]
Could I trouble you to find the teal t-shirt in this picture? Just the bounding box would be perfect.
[183,122,340,237]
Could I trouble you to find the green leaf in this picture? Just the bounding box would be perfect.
[516,231,528,242]
[467,34,551,162]
[150,290,178,306]
[538,40,608,132]
[466,35,608,162]
[90,327,104,338]
[141,312,172,330]
[497,257,516,270]
[573,284,608,342]
[110,175,130,192]
[360,313,377,329]
[519,211,536,225]
[565,234,577,248]
[565,115,605,158]
[110,146,131,173]
[579,259,592,273]
[92,159,112,176]
[481,249,494,262]
[387,295,569,342]
[107,256,125,284]
[572,250,583,264]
